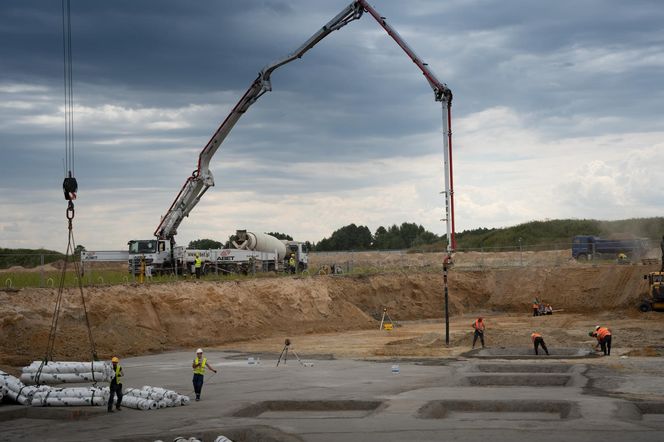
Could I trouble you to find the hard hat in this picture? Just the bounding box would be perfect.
[111,356,119,363]
[595,325,600,330]
[196,253,200,257]
[196,348,203,354]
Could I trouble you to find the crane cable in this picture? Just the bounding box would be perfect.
[36,0,99,385]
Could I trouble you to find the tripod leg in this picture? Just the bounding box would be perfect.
[292,350,304,366]
[276,345,287,367]
[284,347,288,365]
[379,311,385,330]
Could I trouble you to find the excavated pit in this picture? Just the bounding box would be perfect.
[465,374,572,386]
[467,347,593,359]
[418,399,579,421]
[112,425,303,442]
[476,363,573,373]
[232,400,383,419]
[616,401,664,426]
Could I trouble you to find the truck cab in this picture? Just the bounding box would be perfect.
[572,235,595,260]
[285,241,308,271]
[127,239,177,275]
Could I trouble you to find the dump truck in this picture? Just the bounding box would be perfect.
[572,235,649,261]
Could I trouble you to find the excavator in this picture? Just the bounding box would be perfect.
[128,0,455,274]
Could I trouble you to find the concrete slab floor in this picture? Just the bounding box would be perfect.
[1,350,664,441]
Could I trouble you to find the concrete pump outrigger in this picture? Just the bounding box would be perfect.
[151,0,455,253]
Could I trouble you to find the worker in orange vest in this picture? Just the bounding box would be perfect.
[532,298,540,316]
[531,332,549,355]
[472,317,486,349]
[590,326,612,356]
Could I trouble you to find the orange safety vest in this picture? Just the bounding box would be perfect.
[473,319,485,331]
[596,327,611,340]
[531,332,542,342]
[532,303,539,309]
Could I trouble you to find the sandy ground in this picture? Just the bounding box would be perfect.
[212,312,664,360]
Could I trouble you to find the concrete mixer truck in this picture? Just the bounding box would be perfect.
[127,231,307,276]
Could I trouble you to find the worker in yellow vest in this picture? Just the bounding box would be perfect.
[288,253,296,274]
[192,348,217,401]
[194,253,202,279]
[107,356,124,412]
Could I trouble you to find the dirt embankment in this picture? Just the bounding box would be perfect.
[0,264,657,364]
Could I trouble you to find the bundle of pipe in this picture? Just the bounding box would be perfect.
[31,386,109,407]
[20,361,112,385]
[0,370,48,405]
[124,386,190,408]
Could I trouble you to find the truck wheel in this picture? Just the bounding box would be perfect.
[576,254,588,261]
[639,302,652,312]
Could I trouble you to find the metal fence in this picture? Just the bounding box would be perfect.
[1,240,661,289]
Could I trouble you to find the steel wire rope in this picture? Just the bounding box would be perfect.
[38,0,99,385]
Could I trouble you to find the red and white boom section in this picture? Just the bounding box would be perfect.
[154,0,455,252]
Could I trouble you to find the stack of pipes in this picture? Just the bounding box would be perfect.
[31,386,109,407]
[120,386,190,410]
[1,370,49,405]
[20,361,113,384]
[2,369,189,410]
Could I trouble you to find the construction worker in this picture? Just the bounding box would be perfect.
[288,253,296,274]
[531,332,549,355]
[617,252,628,264]
[532,298,540,316]
[194,253,202,279]
[471,316,485,349]
[590,325,612,356]
[107,356,123,412]
[192,348,217,401]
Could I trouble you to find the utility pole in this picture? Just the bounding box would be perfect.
[518,237,523,266]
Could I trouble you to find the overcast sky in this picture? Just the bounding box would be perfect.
[1,0,663,252]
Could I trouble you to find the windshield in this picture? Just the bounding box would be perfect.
[128,240,157,254]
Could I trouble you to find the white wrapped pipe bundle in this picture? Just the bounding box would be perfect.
[117,395,157,410]
[31,386,109,407]
[23,361,111,374]
[31,395,107,407]
[21,361,112,385]
[124,386,190,408]
[20,372,110,385]
[0,370,46,405]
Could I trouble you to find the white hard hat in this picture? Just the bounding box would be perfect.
[595,326,600,330]
[196,348,203,354]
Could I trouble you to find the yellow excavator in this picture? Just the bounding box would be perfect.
[639,272,664,312]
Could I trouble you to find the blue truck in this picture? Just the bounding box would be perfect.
[572,235,649,261]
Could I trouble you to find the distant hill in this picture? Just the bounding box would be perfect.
[0,248,66,269]
[419,217,664,252]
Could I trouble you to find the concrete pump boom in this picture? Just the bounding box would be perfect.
[154,0,455,251]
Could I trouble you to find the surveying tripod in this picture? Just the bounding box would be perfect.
[276,338,304,367]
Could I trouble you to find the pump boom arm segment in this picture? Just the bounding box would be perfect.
[154,1,455,251]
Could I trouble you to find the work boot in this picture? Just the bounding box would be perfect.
[196,395,200,401]
[107,409,114,413]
